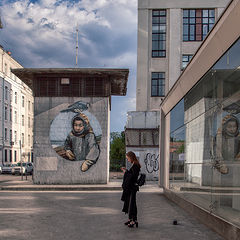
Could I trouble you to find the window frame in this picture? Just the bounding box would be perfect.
[22,96,25,107]
[182,54,193,69]
[152,9,167,58]
[183,9,215,42]
[151,72,165,97]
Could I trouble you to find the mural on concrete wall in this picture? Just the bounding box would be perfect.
[50,101,102,172]
[213,114,240,174]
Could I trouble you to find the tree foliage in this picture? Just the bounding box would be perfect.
[110,131,125,171]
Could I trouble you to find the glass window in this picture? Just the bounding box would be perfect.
[183,9,215,41]
[10,130,12,142]
[4,128,7,140]
[22,96,25,107]
[203,18,208,24]
[5,86,8,100]
[5,150,7,162]
[14,111,17,124]
[14,131,17,144]
[152,9,166,58]
[183,10,188,17]
[183,25,188,35]
[209,9,215,17]
[169,36,240,229]
[10,108,12,122]
[190,18,195,24]
[22,133,24,145]
[15,92,17,104]
[151,72,165,97]
[190,10,195,17]
[202,10,209,17]
[22,115,24,126]
[182,55,193,69]
[4,63,7,75]
[4,107,7,120]
[9,150,12,162]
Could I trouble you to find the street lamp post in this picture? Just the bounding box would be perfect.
[19,140,23,181]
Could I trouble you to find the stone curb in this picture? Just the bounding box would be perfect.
[0,186,123,191]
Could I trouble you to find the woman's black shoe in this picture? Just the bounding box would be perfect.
[128,221,138,228]
[124,220,131,225]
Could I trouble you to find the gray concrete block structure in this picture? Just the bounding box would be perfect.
[12,68,129,184]
[33,97,109,184]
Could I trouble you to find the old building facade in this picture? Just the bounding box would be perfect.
[0,47,34,165]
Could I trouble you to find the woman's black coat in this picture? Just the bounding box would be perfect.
[121,164,140,214]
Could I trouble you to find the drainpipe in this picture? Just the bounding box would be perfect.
[1,50,5,165]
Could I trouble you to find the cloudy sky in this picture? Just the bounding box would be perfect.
[0,0,137,133]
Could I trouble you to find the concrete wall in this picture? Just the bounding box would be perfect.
[126,111,160,128]
[126,147,159,181]
[33,97,109,184]
[126,111,160,180]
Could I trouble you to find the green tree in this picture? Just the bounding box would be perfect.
[176,142,185,154]
[110,131,125,171]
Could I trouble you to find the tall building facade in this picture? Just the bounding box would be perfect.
[125,0,229,180]
[136,0,229,111]
[0,46,34,165]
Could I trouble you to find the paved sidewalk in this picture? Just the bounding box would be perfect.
[0,175,223,239]
[0,189,223,240]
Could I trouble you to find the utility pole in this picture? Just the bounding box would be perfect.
[76,26,79,67]
[0,17,3,29]
[19,140,23,180]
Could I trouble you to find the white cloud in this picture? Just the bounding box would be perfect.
[0,0,138,131]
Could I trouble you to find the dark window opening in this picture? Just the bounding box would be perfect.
[152,9,166,57]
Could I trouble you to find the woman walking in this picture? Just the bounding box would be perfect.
[121,151,141,228]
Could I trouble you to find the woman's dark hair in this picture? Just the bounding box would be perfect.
[126,151,141,168]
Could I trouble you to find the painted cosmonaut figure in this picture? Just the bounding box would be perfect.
[64,113,100,172]
[213,114,240,174]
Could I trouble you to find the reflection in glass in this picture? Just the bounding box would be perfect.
[169,126,185,185]
[168,37,240,228]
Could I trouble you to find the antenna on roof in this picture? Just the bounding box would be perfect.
[76,25,79,67]
[0,17,3,29]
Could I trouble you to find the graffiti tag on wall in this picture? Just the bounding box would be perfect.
[144,153,159,173]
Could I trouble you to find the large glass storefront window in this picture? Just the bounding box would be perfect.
[169,37,240,227]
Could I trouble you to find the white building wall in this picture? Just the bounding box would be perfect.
[0,47,34,165]
[168,9,181,90]
[136,8,149,111]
